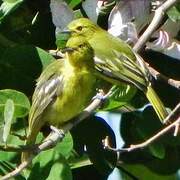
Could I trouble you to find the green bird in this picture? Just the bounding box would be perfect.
[21,36,96,162]
[66,18,168,121]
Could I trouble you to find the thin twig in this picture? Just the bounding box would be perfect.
[0,156,33,180]
[146,63,180,90]
[1,91,105,180]
[1,130,64,180]
[1,1,179,178]
[104,103,180,153]
[133,0,177,52]
[132,0,179,90]
[0,145,29,152]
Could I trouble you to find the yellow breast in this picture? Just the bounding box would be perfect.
[43,67,96,127]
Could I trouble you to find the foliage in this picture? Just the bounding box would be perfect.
[0,0,179,179]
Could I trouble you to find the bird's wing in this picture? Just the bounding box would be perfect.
[94,49,149,91]
[28,59,64,131]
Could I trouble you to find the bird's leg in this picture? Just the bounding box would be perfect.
[92,89,112,101]
[39,126,65,150]
[92,90,105,101]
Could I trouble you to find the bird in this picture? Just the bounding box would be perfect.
[21,36,97,162]
[65,18,168,122]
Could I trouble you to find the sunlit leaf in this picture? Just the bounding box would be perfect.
[2,99,14,143]
[167,6,180,22]
[68,0,81,8]
[56,132,73,158]
[102,85,136,111]
[47,157,72,180]
[0,89,30,118]
[0,0,23,22]
[68,154,92,169]
[29,133,73,179]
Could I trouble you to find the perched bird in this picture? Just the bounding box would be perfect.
[66,18,168,121]
[21,36,96,162]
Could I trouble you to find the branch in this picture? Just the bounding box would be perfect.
[131,0,180,90]
[104,103,180,153]
[0,131,63,180]
[133,0,177,52]
[0,145,28,152]
[1,91,105,180]
[146,63,180,90]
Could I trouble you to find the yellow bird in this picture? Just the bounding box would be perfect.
[66,18,168,121]
[21,36,96,162]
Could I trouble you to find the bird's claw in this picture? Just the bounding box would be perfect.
[50,126,65,138]
[92,89,113,102]
[92,94,106,101]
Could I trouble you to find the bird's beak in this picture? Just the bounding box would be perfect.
[61,47,76,53]
[61,28,73,35]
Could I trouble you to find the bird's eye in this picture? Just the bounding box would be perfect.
[79,44,84,48]
[76,26,83,31]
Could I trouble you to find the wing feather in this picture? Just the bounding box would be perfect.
[94,50,150,91]
[28,60,64,131]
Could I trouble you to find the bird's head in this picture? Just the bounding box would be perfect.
[63,36,95,68]
[67,18,99,40]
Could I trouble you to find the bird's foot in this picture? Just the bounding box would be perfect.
[92,89,107,101]
[50,126,65,139]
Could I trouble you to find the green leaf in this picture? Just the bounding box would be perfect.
[146,148,180,174]
[102,99,126,111]
[121,164,177,180]
[56,32,70,49]
[167,6,180,22]
[71,115,117,173]
[2,99,14,143]
[148,142,165,160]
[26,132,73,179]
[0,160,25,178]
[29,134,73,180]
[0,89,30,118]
[134,106,166,159]
[55,132,73,158]
[0,45,55,95]
[66,0,81,8]
[73,9,83,19]
[0,0,24,23]
[68,154,92,169]
[0,146,18,162]
[0,128,25,162]
[102,85,136,111]
[47,157,72,180]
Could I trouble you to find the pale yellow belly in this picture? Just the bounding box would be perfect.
[42,71,96,127]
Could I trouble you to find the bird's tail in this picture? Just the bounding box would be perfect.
[21,130,38,163]
[146,85,168,122]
